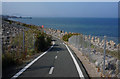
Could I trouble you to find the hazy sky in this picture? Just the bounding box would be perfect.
[2,2,118,18]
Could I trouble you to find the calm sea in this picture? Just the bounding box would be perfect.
[9,17,118,43]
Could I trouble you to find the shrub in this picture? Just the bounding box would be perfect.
[2,51,23,68]
[62,33,80,42]
[35,32,52,52]
[2,52,15,68]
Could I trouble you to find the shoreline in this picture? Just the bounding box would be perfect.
[2,19,120,78]
[8,17,118,38]
[8,18,119,43]
[6,19,119,51]
[8,18,119,44]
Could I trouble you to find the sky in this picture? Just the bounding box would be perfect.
[2,0,120,2]
[2,2,118,18]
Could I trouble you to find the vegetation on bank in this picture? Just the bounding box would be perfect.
[62,33,80,42]
[2,20,52,68]
[35,32,52,52]
[62,32,119,60]
[93,46,120,60]
[4,19,39,29]
[82,39,119,60]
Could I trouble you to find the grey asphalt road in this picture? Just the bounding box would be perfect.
[16,37,89,78]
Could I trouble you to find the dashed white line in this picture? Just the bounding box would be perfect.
[49,67,54,74]
[55,56,57,59]
[63,43,85,78]
[57,51,59,53]
[11,41,55,79]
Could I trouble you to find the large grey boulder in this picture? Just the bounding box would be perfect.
[102,58,116,70]
[117,73,120,78]
[95,58,103,67]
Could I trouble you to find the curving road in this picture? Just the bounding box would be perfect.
[11,37,89,79]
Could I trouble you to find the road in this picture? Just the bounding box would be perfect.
[11,37,89,79]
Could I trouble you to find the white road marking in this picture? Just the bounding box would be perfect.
[57,51,59,53]
[52,41,55,45]
[63,43,85,78]
[11,41,55,79]
[49,67,54,74]
[55,56,57,59]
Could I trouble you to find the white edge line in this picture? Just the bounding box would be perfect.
[63,43,85,78]
[49,67,54,74]
[11,41,55,79]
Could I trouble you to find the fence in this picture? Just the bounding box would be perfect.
[68,35,119,77]
[2,29,35,60]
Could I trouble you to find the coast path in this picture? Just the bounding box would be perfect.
[11,37,89,79]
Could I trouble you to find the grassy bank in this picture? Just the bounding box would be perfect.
[2,20,52,68]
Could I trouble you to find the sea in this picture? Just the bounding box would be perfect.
[9,17,119,44]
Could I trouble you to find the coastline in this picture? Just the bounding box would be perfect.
[6,19,119,52]
[2,19,120,78]
[8,18,119,42]
[4,19,119,54]
[8,17,118,41]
